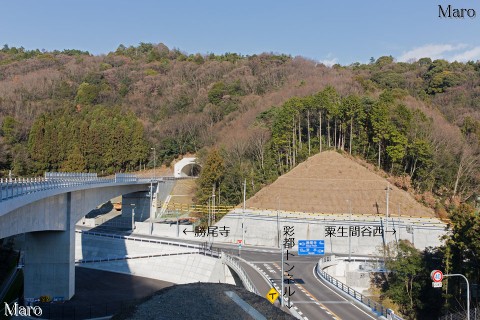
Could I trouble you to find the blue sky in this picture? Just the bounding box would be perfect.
[1,0,479,65]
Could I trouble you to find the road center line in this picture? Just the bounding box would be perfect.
[273,262,341,320]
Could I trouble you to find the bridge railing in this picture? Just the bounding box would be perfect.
[0,173,143,203]
[316,255,403,320]
[45,172,98,181]
[0,172,174,203]
[221,253,259,295]
[76,251,199,264]
[114,173,138,183]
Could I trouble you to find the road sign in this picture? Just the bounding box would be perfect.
[266,287,279,304]
[432,282,442,288]
[431,270,443,282]
[298,240,325,256]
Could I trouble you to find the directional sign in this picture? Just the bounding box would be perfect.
[431,270,443,282]
[266,287,279,304]
[298,240,325,256]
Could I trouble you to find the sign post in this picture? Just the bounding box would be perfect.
[430,270,470,320]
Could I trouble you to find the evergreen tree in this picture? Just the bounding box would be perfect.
[61,144,86,172]
[196,149,225,205]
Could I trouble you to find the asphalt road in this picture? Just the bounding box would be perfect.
[236,250,377,320]
[76,227,379,320]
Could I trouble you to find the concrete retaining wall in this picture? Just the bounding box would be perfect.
[130,210,447,256]
[323,261,372,293]
[76,232,234,285]
[212,212,446,254]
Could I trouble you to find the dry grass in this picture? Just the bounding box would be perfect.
[246,151,435,218]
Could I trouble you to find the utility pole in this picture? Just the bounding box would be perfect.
[347,199,352,261]
[212,185,216,222]
[385,183,391,242]
[207,196,211,227]
[276,196,280,249]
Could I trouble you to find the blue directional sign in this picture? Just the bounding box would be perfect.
[298,240,325,256]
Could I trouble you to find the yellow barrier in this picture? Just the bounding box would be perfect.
[163,202,235,214]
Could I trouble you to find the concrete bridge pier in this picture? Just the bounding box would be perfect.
[23,192,75,301]
[24,229,74,300]
[1,181,152,301]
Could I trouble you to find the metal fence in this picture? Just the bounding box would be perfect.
[76,251,199,264]
[439,308,480,320]
[0,172,156,202]
[45,172,98,180]
[0,176,111,202]
[316,255,403,320]
[222,253,259,295]
[114,173,138,182]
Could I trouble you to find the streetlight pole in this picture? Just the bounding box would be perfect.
[276,196,281,249]
[151,147,156,180]
[242,179,246,246]
[277,194,284,307]
[281,240,284,307]
[444,274,470,320]
[149,181,153,220]
[150,147,156,222]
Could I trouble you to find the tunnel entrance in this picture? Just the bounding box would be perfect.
[174,158,201,178]
[180,163,201,177]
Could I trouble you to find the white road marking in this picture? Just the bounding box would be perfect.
[312,266,377,320]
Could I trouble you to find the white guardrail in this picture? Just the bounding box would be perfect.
[316,255,403,320]
[77,230,221,257]
[78,231,259,296]
[221,254,259,295]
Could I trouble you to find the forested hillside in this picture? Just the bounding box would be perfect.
[0,44,479,209]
